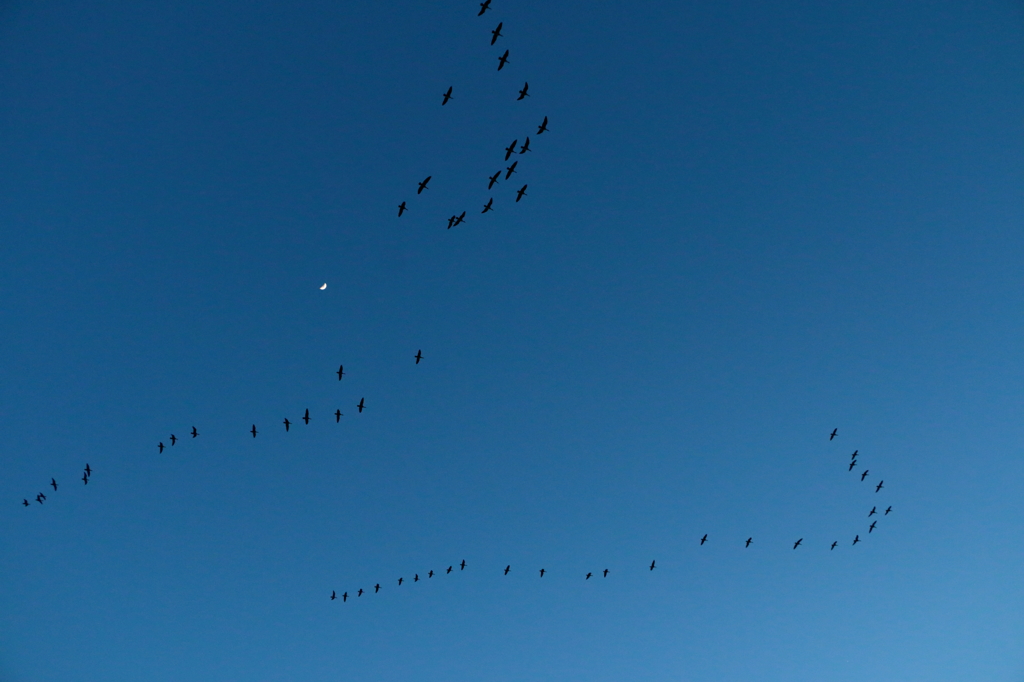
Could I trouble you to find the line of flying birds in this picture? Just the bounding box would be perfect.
[394,1,549,228]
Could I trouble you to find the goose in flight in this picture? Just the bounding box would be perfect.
[398,577,404,586]
[861,469,869,481]
[875,480,884,493]
[488,171,501,189]
[885,506,892,515]
[335,410,342,422]
[519,137,531,154]
[417,176,431,194]
[331,591,336,600]
[357,398,365,413]
[398,201,408,217]
[414,574,419,582]
[374,584,381,593]
[460,560,466,570]
[537,116,549,134]
[849,460,858,471]
[158,442,165,453]
[283,418,291,432]
[516,185,527,202]
[36,493,46,504]
[442,86,453,106]
[869,521,877,533]
[337,365,345,381]
[342,592,348,602]
[170,434,177,446]
[22,499,29,507]
[585,572,592,580]
[251,425,258,438]
[505,139,518,161]
[830,541,838,550]
[85,464,92,477]
[482,198,494,213]
[447,566,453,574]
[700,534,708,545]
[191,426,198,438]
[539,568,546,577]
[82,472,88,485]
[490,22,502,45]
[517,82,529,100]
[505,161,518,179]
[453,211,466,227]
[793,538,803,549]
[504,565,510,575]
[603,569,609,577]
[852,535,860,545]
[447,215,456,229]
[478,0,491,15]
[745,537,752,547]
[497,49,510,71]
[357,589,364,597]
[830,428,838,441]
[428,570,434,578]
[50,478,58,491]
[303,409,310,425]
[649,560,656,571]
[415,350,423,364]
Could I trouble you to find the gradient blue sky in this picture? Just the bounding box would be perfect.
[2,1,1023,680]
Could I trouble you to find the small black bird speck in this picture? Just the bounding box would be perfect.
[417,176,431,194]
[505,139,518,161]
[497,49,510,70]
[517,82,529,100]
[603,569,609,577]
[504,565,510,575]
[539,568,546,577]
[357,398,365,413]
[830,428,838,441]
[490,22,502,45]
[745,537,752,547]
[875,480,884,493]
[488,171,501,189]
[478,0,491,15]
[303,409,310,425]
[537,116,549,134]
[337,365,345,381]
[516,185,528,202]
[830,541,838,550]
[885,506,893,515]
[170,434,177,446]
[283,418,291,432]
[650,560,656,571]
[505,161,518,179]
[331,591,336,600]
[700,534,708,545]
[415,350,423,364]
[398,201,408,217]
[861,469,870,481]
[335,410,342,422]
[50,478,58,491]
[442,86,453,106]
[482,198,494,213]
[585,572,592,580]
[793,538,803,549]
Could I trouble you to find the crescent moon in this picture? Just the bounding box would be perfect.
[320,283,327,290]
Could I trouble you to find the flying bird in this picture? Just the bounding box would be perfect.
[357,589,364,597]
[505,139,518,160]
[447,566,453,574]
[830,541,838,550]
[885,506,892,515]
[158,442,165,453]
[504,565,510,575]
[519,137,531,154]
[830,428,838,441]
[875,480,884,493]
[170,434,177,446]
[482,197,494,213]
[453,211,466,226]
[861,469,870,481]
[415,350,423,364]
[337,365,345,381]
[585,572,592,580]
[82,472,88,485]
[374,584,381,593]
[343,592,348,602]
[85,464,91,477]
[428,570,434,578]
[283,418,291,432]
[505,161,518,179]
[516,185,527,202]
[50,478,58,491]
[22,499,29,507]
[869,521,877,533]
[447,215,456,229]
[537,116,549,134]
[700,534,708,545]
[490,22,502,45]
[603,569,609,577]
[460,560,466,570]
[745,537,752,547]
[331,591,336,600]
[497,49,510,70]
[650,560,656,570]
[868,507,877,517]
[539,568,546,577]
[398,577,404,585]
[417,176,432,194]
[849,460,858,471]
[851,450,858,459]
[793,538,803,549]
[442,86,453,105]
[251,425,258,438]
[517,82,529,100]
[335,410,342,422]
[853,535,860,545]
[414,574,419,582]
[488,171,501,189]
[36,493,45,504]
[303,409,310,425]
[398,201,408,217]
[357,398,365,413]
[478,0,491,15]
[191,426,198,438]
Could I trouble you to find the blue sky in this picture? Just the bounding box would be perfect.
[1,1,1022,680]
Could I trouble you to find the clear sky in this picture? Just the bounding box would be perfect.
[1,1,1022,680]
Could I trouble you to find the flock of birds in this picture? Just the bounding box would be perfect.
[394,0,548,228]
[16,1,898,612]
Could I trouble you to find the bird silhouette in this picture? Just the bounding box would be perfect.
[374,584,381,593]
[303,409,310,425]
[869,507,877,517]
[851,450,858,459]
[793,538,803,549]
[830,429,838,441]
[490,22,502,44]
[849,460,858,471]
[398,577,404,585]
[357,398,365,413]
[447,215,456,229]
[22,499,29,507]
[447,566,453,574]
[504,565,510,575]
[158,442,165,453]
[539,568,546,577]
[519,137,531,154]
[460,560,466,570]
[251,425,258,438]
[505,139,518,160]
[36,493,45,504]
[415,350,423,364]
[50,478,57,491]
[650,560,656,570]
[745,537,752,547]
[537,116,549,134]
[417,176,431,194]
[482,198,494,213]
[442,86,453,105]
[283,418,291,432]
[335,410,342,422]
[869,521,877,533]
[398,201,408,217]
[517,82,529,100]
[331,591,336,600]
[453,211,466,226]
[853,535,860,545]
[875,480,884,493]
[830,541,838,550]
[428,570,434,578]
[358,588,364,597]
[414,574,420,582]
[343,592,348,602]
[861,469,870,481]
[169,434,177,446]
[82,472,88,485]
[497,49,510,70]
[603,569,609,577]
[700,534,708,545]
[585,572,592,580]
[885,506,893,515]
[478,0,491,15]
[85,464,91,477]
[516,184,527,202]
[505,161,518,179]
[488,171,501,189]
[337,365,345,381]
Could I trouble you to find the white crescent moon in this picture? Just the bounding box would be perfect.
[320,283,327,290]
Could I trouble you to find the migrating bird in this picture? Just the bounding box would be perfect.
[22,499,29,507]
[417,176,431,194]
[488,171,501,189]
[447,215,456,229]
[885,506,893,515]
[82,472,88,485]
[505,139,518,160]
[849,460,858,471]
[868,507,877,517]
[357,398,365,413]
[745,537,752,548]
[303,409,310,425]
[374,584,381,593]
[519,137,531,154]
[700,534,708,545]
[876,480,884,493]
[490,22,502,45]
[85,464,91,477]
[398,201,408,217]
[158,442,165,453]
[460,560,466,570]
[442,86,453,105]
[191,426,198,438]
[36,493,45,504]
[861,469,870,481]
[251,425,258,438]
[358,589,364,597]
[447,566,453,574]
[331,591,336,600]
[585,572,592,580]
[537,116,549,134]
[517,82,529,100]
[505,161,518,179]
[539,568,546,577]
[853,535,861,545]
[335,409,343,422]
[478,0,491,15]
[428,570,434,578]
[482,197,494,213]
[337,365,345,381]
[504,565,510,575]
[170,434,177,446]
[497,49,510,71]
[283,418,291,432]
[50,478,58,491]
[343,592,348,602]
[851,450,858,459]
[793,538,803,549]
[650,560,656,571]
[415,350,423,364]
[831,541,838,551]
[830,428,838,441]
[398,577,404,586]
[414,574,419,582]
[453,211,466,227]
[869,521,877,533]
[603,569,609,577]
[516,185,528,202]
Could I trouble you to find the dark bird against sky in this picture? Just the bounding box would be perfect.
[861,469,870,481]
[885,506,893,515]
[849,460,858,471]
[442,86,453,105]
[415,350,423,364]
[482,197,494,213]
[335,410,342,422]
[539,568,546,577]
[537,116,549,134]
[398,201,407,217]
[158,442,164,453]
[505,139,518,160]
[169,434,177,446]
[478,0,491,15]
[497,49,510,70]
[650,560,656,570]
[488,171,501,189]
[516,185,527,202]
[191,426,198,438]
[357,398,365,413]
[50,478,57,491]
[746,537,752,547]
[303,409,310,425]
[417,176,431,194]
[251,425,258,438]
[504,565,510,575]
[337,365,345,381]
[519,137,530,154]
[505,161,518,179]
[490,22,502,45]
[793,538,803,549]
[518,82,529,100]
[700,534,708,545]
[876,480,884,493]
[869,521,877,533]
[831,541,838,550]
[830,428,838,441]
[283,418,290,432]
